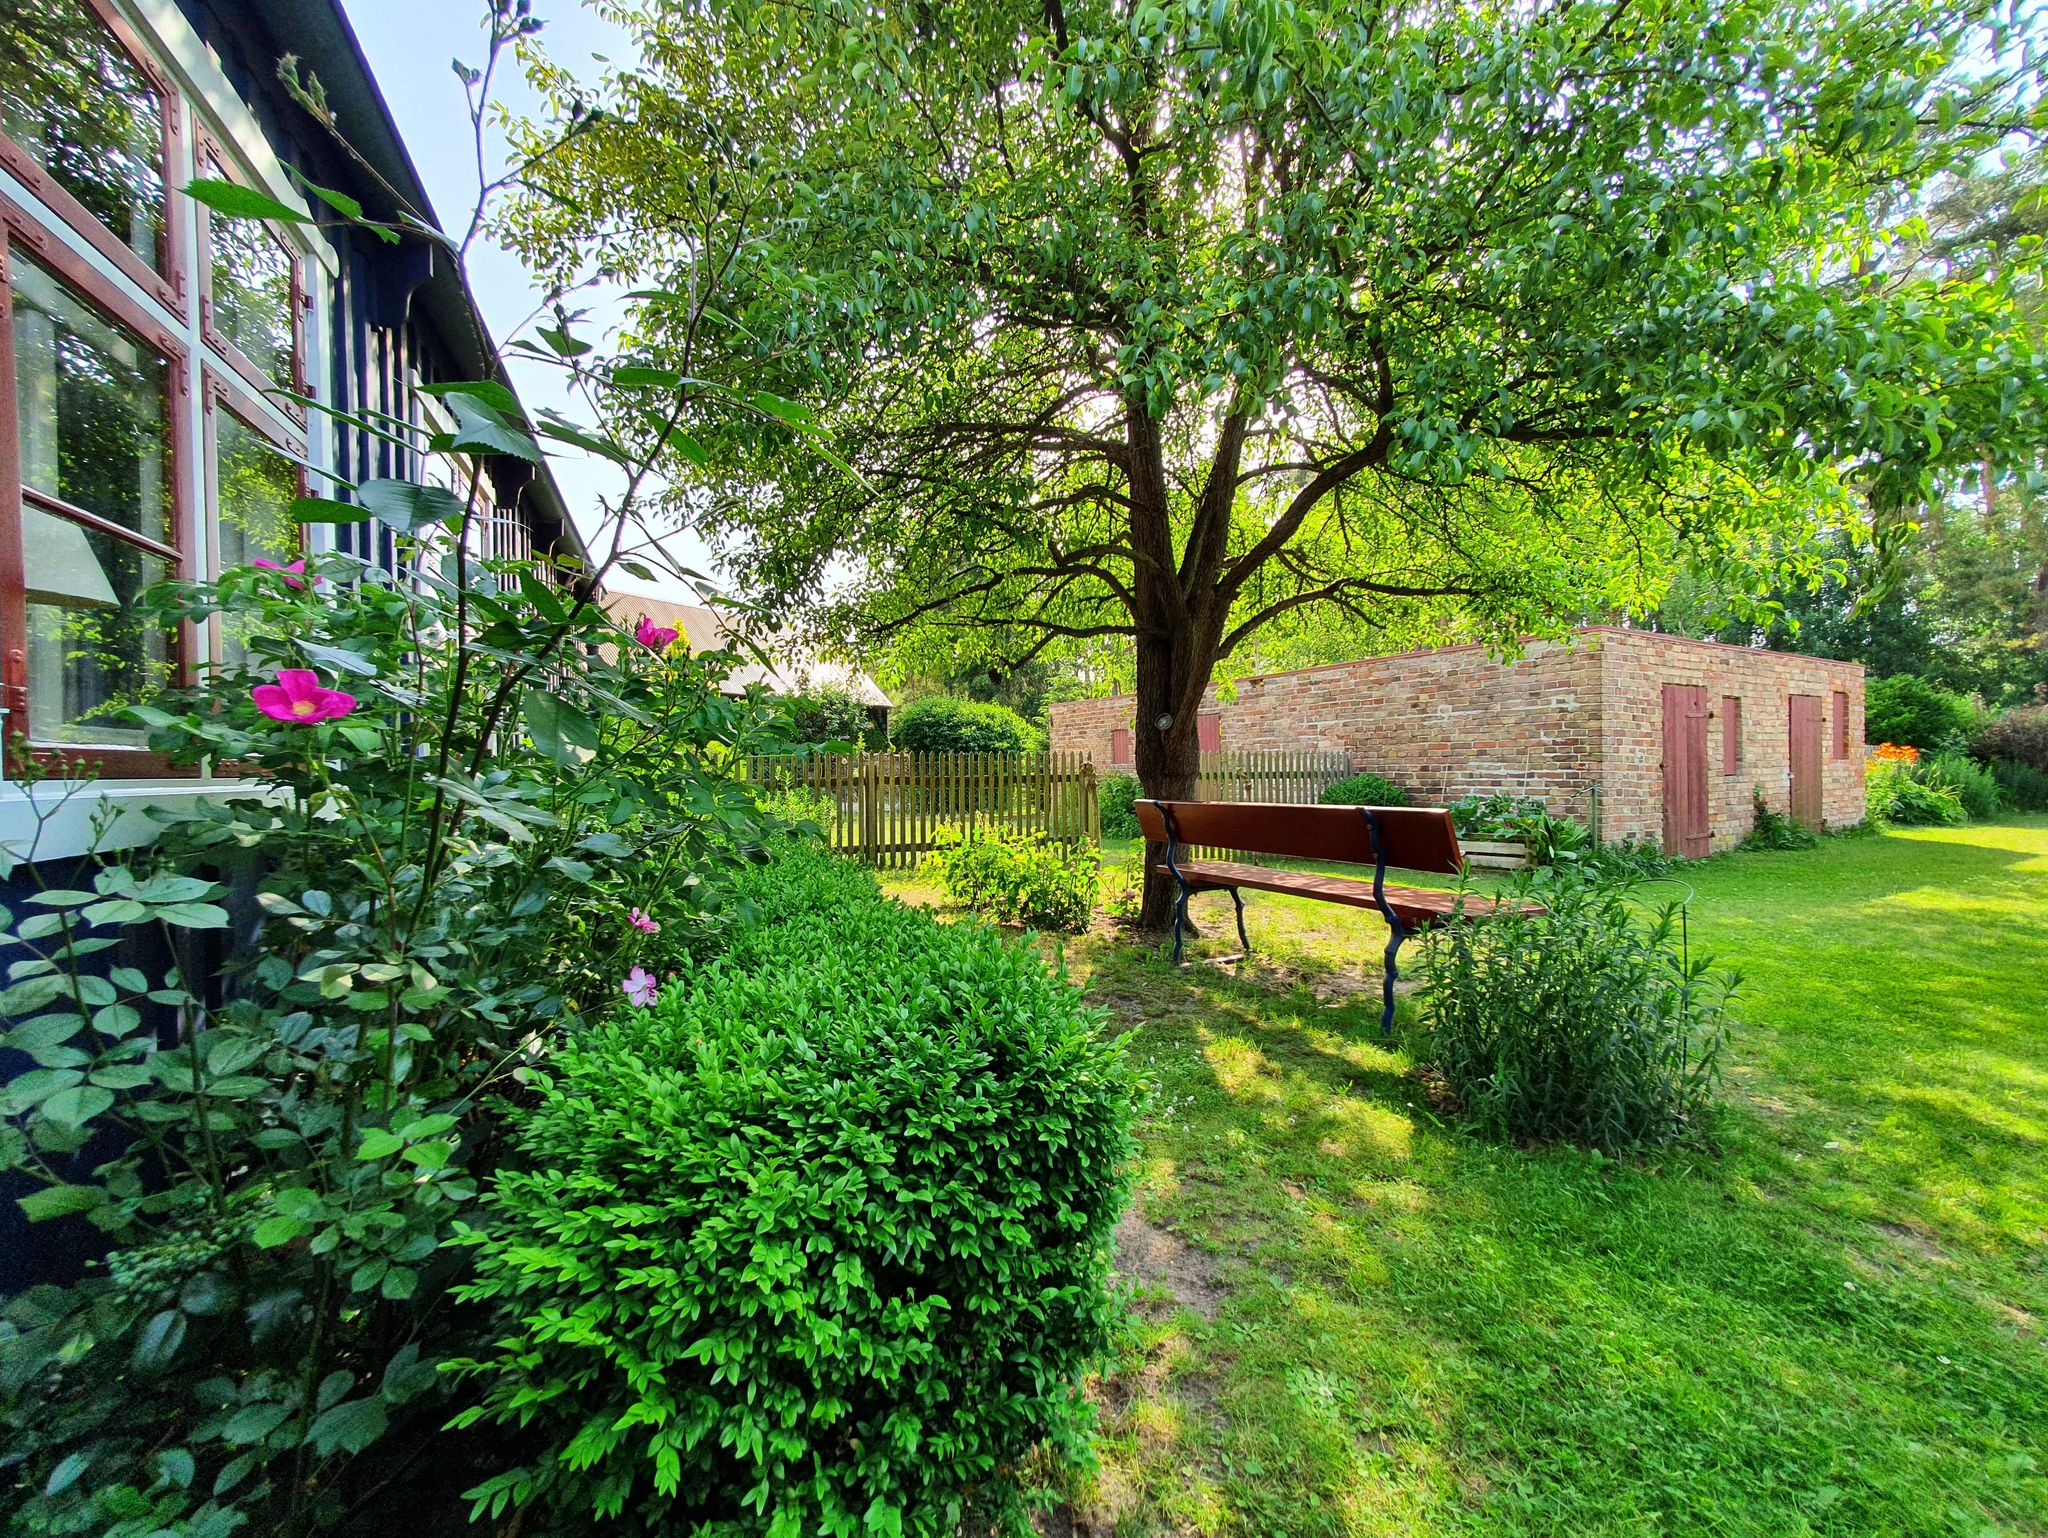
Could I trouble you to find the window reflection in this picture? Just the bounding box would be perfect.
[0,0,167,271]
[216,411,300,667]
[12,254,175,745]
[211,215,296,392]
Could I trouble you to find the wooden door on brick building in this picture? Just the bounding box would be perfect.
[1787,695,1823,830]
[1661,684,1711,857]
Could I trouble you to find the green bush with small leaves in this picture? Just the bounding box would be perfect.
[1318,771,1410,807]
[1099,772,1143,839]
[891,696,1044,754]
[1989,756,2048,811]
[1415,879,1735,1152]
[921,824,1099,931]
[1865,674,1978,751]
[449,843,1135,1536]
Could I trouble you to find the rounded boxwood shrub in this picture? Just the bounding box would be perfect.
[450,845,1134,1535]
[891,695,1044,754]
[1319,771,1410,807]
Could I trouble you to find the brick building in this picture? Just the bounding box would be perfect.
[1050,627,1866,854]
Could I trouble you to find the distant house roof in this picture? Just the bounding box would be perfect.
[603,595,891,708]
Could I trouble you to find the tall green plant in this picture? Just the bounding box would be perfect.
[1415,881,1735,1152]
[0,12,842,1527]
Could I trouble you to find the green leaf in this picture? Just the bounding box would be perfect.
[292,495,366,524]
[523,688,601,766]
[420,379,521,415]
[446,393,543,463]
[40,1085,114,1130]
[155,902,232,930]
[307,1398,389,1457]
[186,178,309,224]
[221,1402,292,1446]
[612,365,682,388]
[535,324,591,358]
[666,429,709,468]
[153,1447,197,1491]
[18,1184,106,1221]
[535,417,632,466]
[356,478,465,536]
[252,1215,308,1249]
[298,641,380,678]
[44,1451,91,1497]
[357,1128,404,1160]
[299,179,365,221]
[131,1309,188,1373]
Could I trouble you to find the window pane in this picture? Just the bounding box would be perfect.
[216,412,299,668]
[0,0,166,270]
[12,255,172,544]
[210,217,295,390]
[24,510,170,746]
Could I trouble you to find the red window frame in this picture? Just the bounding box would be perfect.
[0,0,186,317]
[1197,712,1222,753]
[1110,727,1130,767]
[1720,695,1741,775]
[196,136,309,421]
[202,368,308,663]
[0,192,196,780]
[1831,690,1849,759]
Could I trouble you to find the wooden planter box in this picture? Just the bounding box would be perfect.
[1461,838,1535,871]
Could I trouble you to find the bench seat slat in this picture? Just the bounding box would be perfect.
[1157,859,1545,927]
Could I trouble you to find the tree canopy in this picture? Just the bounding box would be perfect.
[512,0,2048,919]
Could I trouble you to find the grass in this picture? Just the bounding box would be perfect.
[887,820,2048,1536]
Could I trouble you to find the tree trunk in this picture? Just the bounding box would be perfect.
[1132,637,1205,934]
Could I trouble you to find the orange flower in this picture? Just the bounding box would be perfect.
[1872,742,1919,763]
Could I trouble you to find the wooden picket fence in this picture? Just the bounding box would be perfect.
[741,748,1354,867]
[742,751,1100,868]
[1195,750,1353,806]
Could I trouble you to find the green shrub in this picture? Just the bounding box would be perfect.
[1319,771,1410,807]
[451,845,1134,1535]
[1581,836,1681,883]
[1927,750,2005,820]
[1867,757,1968,826]
[781,684,879,746]
[1989,756,2048,811]
[1864,674,1977,751]
[920,823,1099,931]
[1973,704,2048,775]
[1739,790,1820,851]
[892,696,1044,754]
[1447,792,1591,867]
[1100,771,1143,839]
[1414,881,1734,1152]
[1447,792,1548,839]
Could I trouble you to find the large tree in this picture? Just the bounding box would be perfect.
[513,0,2047,924]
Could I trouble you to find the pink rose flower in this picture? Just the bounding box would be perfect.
[634,615,680,652]
[253,557,308,591]
[629,907,660,934]
[621,966,660,1009]
[251,669,357,725]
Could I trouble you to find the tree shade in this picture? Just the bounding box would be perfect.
[511,0,2048,923]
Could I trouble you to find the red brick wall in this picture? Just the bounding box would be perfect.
[1048,627,1866,853]
[1588,629,1864,846]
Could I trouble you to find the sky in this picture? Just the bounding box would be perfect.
[340,0,714,601]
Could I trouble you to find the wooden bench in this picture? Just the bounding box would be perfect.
[1134,799,1546,1036]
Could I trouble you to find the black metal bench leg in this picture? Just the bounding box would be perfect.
[1171,885,1189,965]
[1380,918,1408,1038]
[1229,888,1250,954]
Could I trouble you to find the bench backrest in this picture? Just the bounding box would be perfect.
[1134,799,1465,876]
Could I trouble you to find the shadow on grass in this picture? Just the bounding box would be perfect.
[1066,831,2048,1538]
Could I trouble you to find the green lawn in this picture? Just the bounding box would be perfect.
[891,820,2048,1536]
